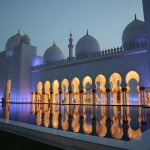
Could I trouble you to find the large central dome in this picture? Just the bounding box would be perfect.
[75,31,100,57]
[122,15,146,48]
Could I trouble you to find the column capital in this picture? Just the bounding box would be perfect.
[69,90,72,94]
[92,89,97,93]
[31,92,35,94]
[122,88,127,92]
[59,90,62,94]
[139,87,145,91]
[50,91,53,95]
[106,88,111,93]
[80,89,84,93]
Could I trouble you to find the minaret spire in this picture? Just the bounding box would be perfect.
[86,29,88,35]
[135,14,137,20]
[18,29,20,35]
[68,32,74,58]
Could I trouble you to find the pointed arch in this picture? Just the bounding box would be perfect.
[95,74,106,104]
[61,78,69,104]
[43,80,50,104]
[37,81,43,93]
[82,76,92,104]
[36,81,43,111]
[95,74,106,90]
[52,80,59,103]
[109,73,122,104]
[71,77,80,91]
[82,76,92,87]
[71,77,80,104]
[125,70,140,104]
[44,80,50,93]
[109,72,122,90]
[125,70,140,84]
[52,80,59,93]
[61,78,69,90]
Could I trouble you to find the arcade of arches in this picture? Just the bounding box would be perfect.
[32,70,149,106]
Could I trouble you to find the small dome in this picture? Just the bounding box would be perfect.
[20,33,31,45]
[5,31,22,50]
[75,31,100,57]
[44,42,65,63]
[122,15,146,48]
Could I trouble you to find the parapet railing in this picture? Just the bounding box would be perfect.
[31,41,148,70]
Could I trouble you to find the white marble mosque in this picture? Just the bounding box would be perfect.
[1,0,150,106]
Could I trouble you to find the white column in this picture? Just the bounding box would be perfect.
[92,89,97,119]
[6,79,11,103]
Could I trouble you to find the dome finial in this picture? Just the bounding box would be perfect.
[135,14,137,21]
[86,30,88,35]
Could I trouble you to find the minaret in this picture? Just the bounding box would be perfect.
[68,32,74,57]
[142,0,150,48]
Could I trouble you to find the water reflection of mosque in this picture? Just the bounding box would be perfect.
[32,102,149,140]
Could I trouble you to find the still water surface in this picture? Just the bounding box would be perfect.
[0,103,150,141]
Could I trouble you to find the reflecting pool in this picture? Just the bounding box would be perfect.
[0,102,150,141]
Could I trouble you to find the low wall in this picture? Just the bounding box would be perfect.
[0,118,149,150]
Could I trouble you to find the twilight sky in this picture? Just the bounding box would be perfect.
[0,0,144,57]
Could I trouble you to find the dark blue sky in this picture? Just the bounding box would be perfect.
[0,0,144,57]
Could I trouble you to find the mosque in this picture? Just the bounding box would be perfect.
[0,0,150,105]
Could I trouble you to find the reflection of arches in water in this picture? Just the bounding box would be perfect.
[111,115,123,140]
[125,71,140,104]
[71,105,80,132]
[96,106,107,137]
[109,73,122,104]
[127,107,142,139]
[52,80,59,103]
[83,123,92,135]
[71,77,80,104]
[61,78,69,104]
[110,106,123,140]
[43,109,50,127]
[3,103,10,120]
[61,105,69,131]
[95,74,106,104]
[36,110,42,126]
[82,76,92,104]
[83,106,93,135]
[52,105,59,129]
[31,92,36,114]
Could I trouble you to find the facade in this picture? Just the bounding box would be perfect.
[0,0,150,104]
